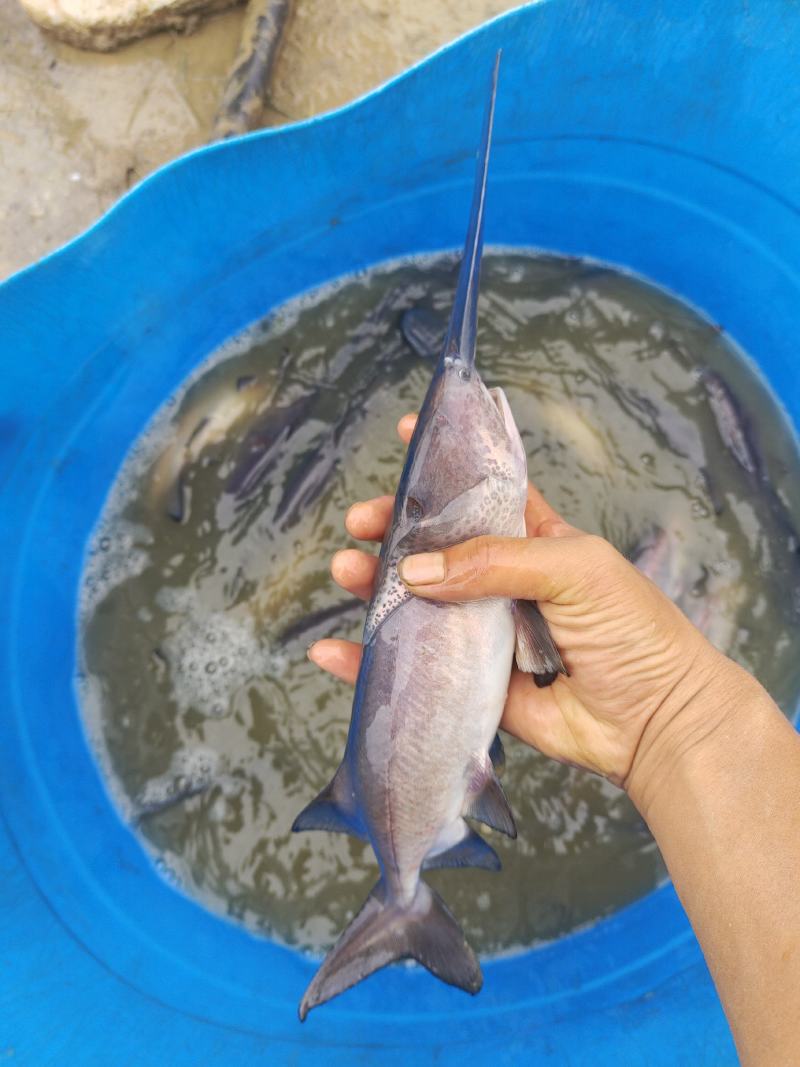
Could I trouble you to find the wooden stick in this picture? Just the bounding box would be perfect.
[212,0,291,140]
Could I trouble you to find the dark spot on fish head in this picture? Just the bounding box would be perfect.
[406,496,424,523]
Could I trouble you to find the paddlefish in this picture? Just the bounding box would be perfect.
[292,54,565,1019]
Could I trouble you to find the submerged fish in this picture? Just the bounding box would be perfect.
[225,392,319,500]
[292,56,565,1020]
[273,289,443,527]
[229,289,424,523]
[277,597,363,645]
[700,368,761,479]
[273,442,339,528]
[698,369,800,577]
[630,526,680,597]
[400,306,447,360]
[609,383,724,513]
[153,374,269,522]
[630,525,736,651]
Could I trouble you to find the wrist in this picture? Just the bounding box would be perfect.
[624,648,774,820]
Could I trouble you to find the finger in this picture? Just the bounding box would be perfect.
[396,531,614,604]
[308,638,361,685]
[397,413,417,444]
[504,670,610,775]
[524,482,572,537]
[500,670,571,752]
[331,548,380,600]
[345,496,394,541]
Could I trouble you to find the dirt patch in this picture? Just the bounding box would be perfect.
[0,0,519,280]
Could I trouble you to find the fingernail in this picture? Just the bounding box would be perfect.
[307,643,318,662]
[398,552,445,586]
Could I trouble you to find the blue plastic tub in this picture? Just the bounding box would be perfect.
[2,0,799,1061]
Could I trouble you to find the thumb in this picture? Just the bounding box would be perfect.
[396,526,608,605]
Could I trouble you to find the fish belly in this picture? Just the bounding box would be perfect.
[353,595,515,902]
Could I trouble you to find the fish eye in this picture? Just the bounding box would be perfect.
[406,496,424,522]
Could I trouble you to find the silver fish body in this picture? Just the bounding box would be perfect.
[293,54,564,1019]
[356,591,517,892]
[295,348,536,1023]
[353,370,530,895]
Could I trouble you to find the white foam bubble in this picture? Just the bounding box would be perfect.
[80,520,153,615]
[136,745,222,814]
[75,669,132,817]
[153,852,182,887]
[158,588,263,718]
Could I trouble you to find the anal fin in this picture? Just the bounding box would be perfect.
[291,760,365,838]
[423,822,501,872]
[512,599,567,687]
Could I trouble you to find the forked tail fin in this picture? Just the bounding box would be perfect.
[440,51,501,372]
[299,879,481,1020]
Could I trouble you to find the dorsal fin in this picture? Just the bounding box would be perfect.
[512,599,568,686]
[489,732,506,773]
[440,50,501,372]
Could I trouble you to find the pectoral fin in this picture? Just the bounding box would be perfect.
[465,767,517,839]
[512,599,567,687]
[291,761,365,838]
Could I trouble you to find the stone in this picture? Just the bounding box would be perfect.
[16,0,244,51]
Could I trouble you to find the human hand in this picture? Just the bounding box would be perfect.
[309,415,747,799]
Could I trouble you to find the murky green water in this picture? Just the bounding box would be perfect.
[78,252,800,956]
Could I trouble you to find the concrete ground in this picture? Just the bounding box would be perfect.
[0,0,519,280]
